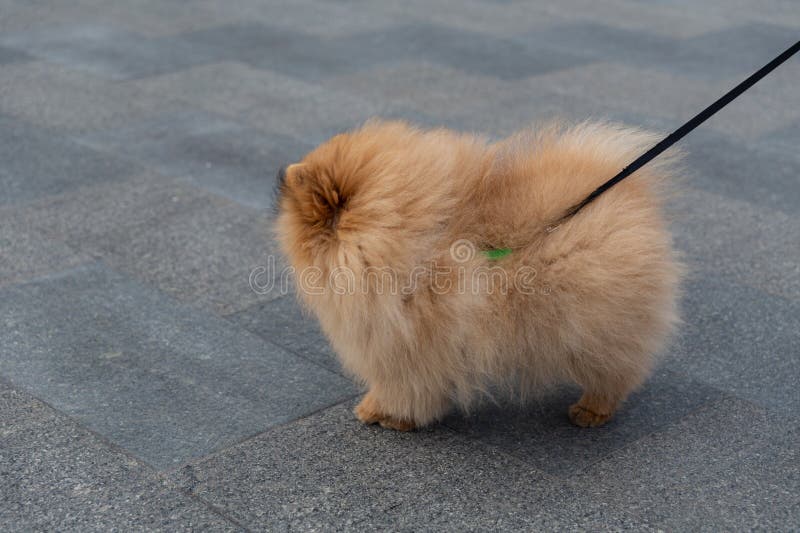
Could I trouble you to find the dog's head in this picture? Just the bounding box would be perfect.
[275,121,472,289]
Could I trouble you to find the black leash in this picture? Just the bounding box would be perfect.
[559,39,800,223]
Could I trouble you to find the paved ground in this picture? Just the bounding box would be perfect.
[1,0,798,530]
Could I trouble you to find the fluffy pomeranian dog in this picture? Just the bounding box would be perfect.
[276,120,683,431]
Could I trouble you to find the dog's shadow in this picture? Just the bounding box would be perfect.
[437,368,719,476]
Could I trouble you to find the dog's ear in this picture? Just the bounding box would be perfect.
[288,164,347,231]
[284,163,308,186]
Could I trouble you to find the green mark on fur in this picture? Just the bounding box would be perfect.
[482,248,513,260]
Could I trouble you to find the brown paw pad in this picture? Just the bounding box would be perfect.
[568,403,612,428]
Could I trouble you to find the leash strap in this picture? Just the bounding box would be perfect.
[559,39,800,222]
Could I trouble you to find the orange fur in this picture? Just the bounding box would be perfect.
[276,120,684,429]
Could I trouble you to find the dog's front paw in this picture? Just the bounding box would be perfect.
[568,403,612,428]
[569,403,611,428]
[354,392,416,432]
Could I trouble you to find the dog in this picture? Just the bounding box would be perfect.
[275,120,683,430]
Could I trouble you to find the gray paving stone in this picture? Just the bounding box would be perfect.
[332,24,593,81]
[521,60,800,142]
[0,44,30,64]
[170,401,649,531]
[0,212,88,288]
[0,264,357,469]
[2,173,288,315]
[0,61,180,132]
[326,60,520,123]
[683,22,800,76]
[671,187,800,302]
[519,23,677,72]
[386,0,569,36]
[521,21,799,81]
[86,195,285,315]
[0,0,133,35]
[669,0,800,29]
[0,26,218,81]
[179,0,400,39]
[758,119,800,164]
[329,60,602,137]
[681,128,800,216]
[565,397,798,530]
[667,274,800,415]
[724,424,800,527]
[0,0,293,39]
[254,91,434,146]
[444,368,722,478]
[77,110,311,209]
[451,83,610,137]
[6,173,214,245]
[177,23,346,82]
[54,0,259,38]
[132,62,391,144]
[534,0,736,39]
[226,294,343,375]
[177,21,590,83]
[0,114,141,206]
[0,381,239,531]
[242,95,424,147]
[131,62,308,118]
